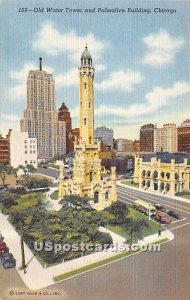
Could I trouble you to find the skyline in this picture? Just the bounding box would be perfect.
[0,0,189,139]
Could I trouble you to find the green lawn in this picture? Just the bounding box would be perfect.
[106,207,163,240]
[50,190,59,200]
[121,180,139,188]
[179,194,190,200]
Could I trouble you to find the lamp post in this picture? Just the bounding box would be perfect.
[148,203,151,220]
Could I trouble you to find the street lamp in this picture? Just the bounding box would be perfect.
[148,203,151,220]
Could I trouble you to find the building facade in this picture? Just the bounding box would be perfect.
[140,124,155,152]
[20,58,66,159]
[56,120,66,157]
[154,123,178,153]
[117,138,133,152]
[133,140,140,152]
[58,103,72,154]
[9,131,37,169]
[178,119,190,153]
[59,46,117,209]
[95,126,114,149]
[0,130,11,164]
[134,152,190,196]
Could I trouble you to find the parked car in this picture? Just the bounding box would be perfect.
[0,242,9,256]
[167,211,183,220]
[1,253,16,269]
[155,212,171,224]
[154,204,166,212]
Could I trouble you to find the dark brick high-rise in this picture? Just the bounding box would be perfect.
[178,119,190,153]
[140,123,155,152]
[58,103,72,154]
[0,130,11,164]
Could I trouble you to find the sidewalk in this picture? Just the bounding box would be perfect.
[117,181,190,204]
[0,211,174,290]
[43,187,61,211]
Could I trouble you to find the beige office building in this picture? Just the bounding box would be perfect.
[20,58,66,159]
[154,123,178,153]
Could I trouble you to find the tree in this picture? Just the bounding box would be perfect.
[26,164,36,176]
[105,202,128,224]
[0,192,18,212]
[124,218,150,250]
[0,164,14,185]
[59,195,90,211]
[21,177,51,189]
[10,197,43,269]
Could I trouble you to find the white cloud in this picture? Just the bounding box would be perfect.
[70,106,80,118]
[55,64,107,88]
[71,81,190,120]
[95,64,107,72]
[142,29,184,66]
[32,22,108,62]
[0,114,20,135]
[55,68,78,87]
[1,114,20,122]
[9,62,53,101]
[95,70,143,91]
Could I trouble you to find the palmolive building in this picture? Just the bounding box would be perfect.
[20,58,66,159]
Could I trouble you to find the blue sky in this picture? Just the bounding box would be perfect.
[0,0,189,139]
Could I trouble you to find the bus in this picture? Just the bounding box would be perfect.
[133,199,156,217]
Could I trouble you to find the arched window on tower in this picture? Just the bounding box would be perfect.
[84,118,86,125]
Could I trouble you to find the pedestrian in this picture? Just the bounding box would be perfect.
[158,230,161,237]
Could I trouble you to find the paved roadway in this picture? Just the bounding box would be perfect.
[1,185,190,300]
[117,185,190,230]
[37,167,58,179]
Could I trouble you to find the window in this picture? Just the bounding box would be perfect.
[90,172,93,182]
[25,160,27,164]
[84,118,86,125]
[25,150,27,154]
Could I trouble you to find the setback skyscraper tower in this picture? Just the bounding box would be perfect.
[20,58,66,159]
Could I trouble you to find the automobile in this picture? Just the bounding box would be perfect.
[155,212,171,224]
[154,204,166,212]
[167,211,183,220]
[0,242,9,256]
[1,253,16,269]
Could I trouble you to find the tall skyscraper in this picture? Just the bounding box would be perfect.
[154,123,178,153]
[178,119,190,153]
[140,123,155,152]
[20,58,66,159]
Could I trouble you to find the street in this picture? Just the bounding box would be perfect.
[1,184,190,300]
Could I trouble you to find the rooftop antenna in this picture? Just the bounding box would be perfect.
[39,57,42,71]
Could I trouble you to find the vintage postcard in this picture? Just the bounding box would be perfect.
[0,0,189,299]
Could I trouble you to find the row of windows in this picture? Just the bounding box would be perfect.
[25,150,36,154]
[25,160,36,164]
